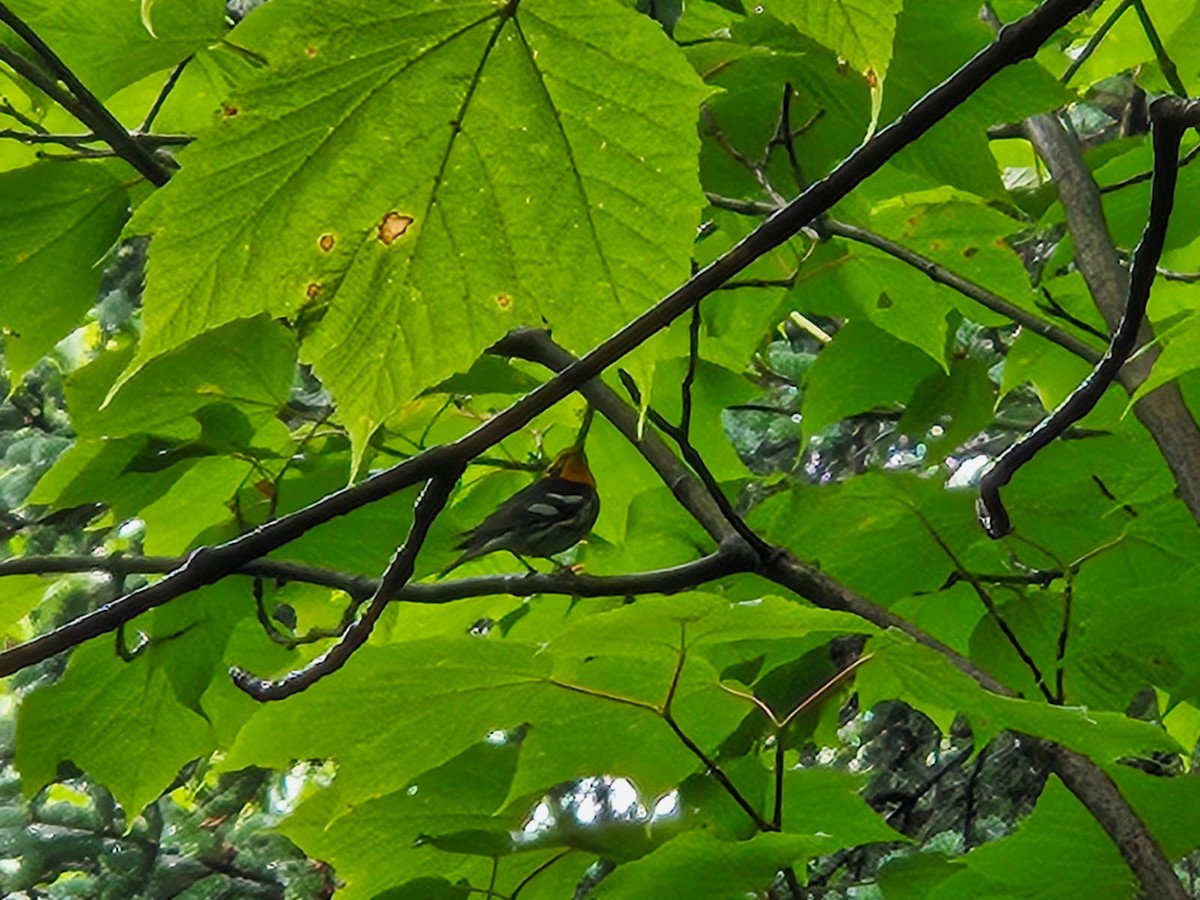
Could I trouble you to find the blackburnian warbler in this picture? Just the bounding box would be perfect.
[442,447,599,575]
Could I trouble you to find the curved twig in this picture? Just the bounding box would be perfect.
[978,98,1200,537]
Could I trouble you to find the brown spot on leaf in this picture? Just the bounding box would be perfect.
[963,246,978,258]
[222,104,238,117]
[306,283,322,300]
[865,68,878,89]
[378,212,414,245]
[306,45,319,58]
[496,293,513,311]
[928,240,943,252]
[318,233,335,252]
[254,480,276,500]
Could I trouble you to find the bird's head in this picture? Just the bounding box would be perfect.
[546,447,595,490]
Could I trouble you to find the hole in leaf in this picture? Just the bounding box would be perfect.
[318,233,335,252]
[378,212,414,245]
[306,283,322,300]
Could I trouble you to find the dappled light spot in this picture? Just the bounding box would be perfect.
[377,211,414,245]
[318,233,335,252]
[495,293,513,311]
[305,283,322,300]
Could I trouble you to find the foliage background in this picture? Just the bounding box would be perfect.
[2,0,1200,897]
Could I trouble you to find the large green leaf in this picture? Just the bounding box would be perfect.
[859,630,1180,763]
[802,319,942,439]
[128,0,710,453]
[593,831,826,898]
[749,472,1004,604]
[15,636,215,815]
[0,162,129,379]
[67,316,297,441]
[280,741,518,898]
[879,0,1072,198]
[944,778,1133,899]
[780,768,904,846]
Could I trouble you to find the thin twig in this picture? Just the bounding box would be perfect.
[1055,582,1073,703]
[680,304,701,442]
[618,368,773,561]
[230,470,463,700]
[140,56,192,133]
[916,510,1055,702]
[1061,0,1134,85]
[1130,0,1187,97]
[0,96,47,132]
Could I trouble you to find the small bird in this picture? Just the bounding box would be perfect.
[441,447,600,575]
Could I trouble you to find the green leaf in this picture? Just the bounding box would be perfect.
[749,472,1002,604]
[688,38,870,191]
[801,242,955,364]
[1132,312,1200,401]
[0,575,47,635]
[129,0,711,455]
[281,741,519,898]
[880,0,1072,198]
[1067,0,1200,89]
[954,778,1131,898]
[859,630,1180,763]
[767,0,903,85]
[425,354,544,396]
[594,831,825,898]
[780,769,904,846]
[69,316,296,442]
[878,852,963,900]
[0,162,129,379]
[900,358,996,462]
[802,320,942,439]
[16,637,214,815]
[222,639,551,807]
